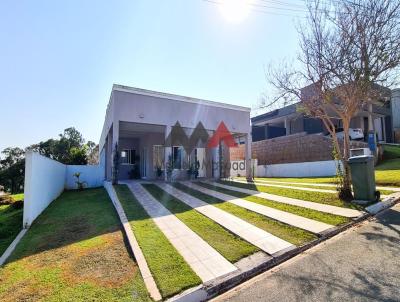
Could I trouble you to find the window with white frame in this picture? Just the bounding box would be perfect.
[121,149,136,165]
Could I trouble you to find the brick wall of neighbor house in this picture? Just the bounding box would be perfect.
[229,145,246,161]
[229,132,368,165]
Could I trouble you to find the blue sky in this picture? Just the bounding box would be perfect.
[0,0,304,152]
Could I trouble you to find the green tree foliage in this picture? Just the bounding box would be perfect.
[0,127,98,193]
[0,147,25,194]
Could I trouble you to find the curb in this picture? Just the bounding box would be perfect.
[365,193,400,215]
[0,228,28,266]
[167,209,373,302]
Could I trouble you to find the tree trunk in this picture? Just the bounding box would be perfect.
[341,119,353,200]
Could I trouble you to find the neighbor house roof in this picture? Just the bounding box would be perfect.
[251,103,298,124]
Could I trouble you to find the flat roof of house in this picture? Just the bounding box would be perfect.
[112,84,251,112]
[251,103,298,124]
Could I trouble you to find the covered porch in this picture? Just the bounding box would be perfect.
[104,121,251,181]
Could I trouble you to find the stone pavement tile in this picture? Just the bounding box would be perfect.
[211,181,363,218]
[127,182,237,283]
[156,183,295,256]
[185,182,334,234]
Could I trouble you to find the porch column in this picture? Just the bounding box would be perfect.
[245,133,252,181]
[382,117,387,142]
[368,104,374,131]
[164,125,172,181]
[284,118,290,135]
[111,121,119,182]
[212,147,220,179]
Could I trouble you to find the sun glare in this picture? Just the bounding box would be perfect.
[219,0,252,23]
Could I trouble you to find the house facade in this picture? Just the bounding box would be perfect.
[99,85,252,181]
[252,88,400,143]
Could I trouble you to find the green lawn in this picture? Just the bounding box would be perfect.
[114,185,201,299]
[0,204,23,256]
[245,179,396,196]
[250,149,400,188]
[10,193,24,201]
[143,184,258,263]
[173,183,318,246]
[0,188,151,302]
[198,182,349,226]
[220,180,360,209]
[382,144,400,160]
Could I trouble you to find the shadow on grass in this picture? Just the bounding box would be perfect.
[5,188,121,264]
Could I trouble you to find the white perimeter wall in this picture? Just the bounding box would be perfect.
[23,152,104,227]
[65,165,104,189]
[23,152,67,227]
[257,160,341,178]
[230,159,258,177]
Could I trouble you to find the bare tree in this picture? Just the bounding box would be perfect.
[266,0,400,200]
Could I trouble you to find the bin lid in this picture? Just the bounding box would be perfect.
[348,155,374,163]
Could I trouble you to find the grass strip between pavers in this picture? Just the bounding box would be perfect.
[143,184,259,263]
[0,188,152,302]
[243,179,397,197]
[198,182,349,226]
[173,183,318,247]
[222,180,360,209]
[114,185,201,299]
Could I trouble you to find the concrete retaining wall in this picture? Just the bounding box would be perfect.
[257,160,342,177]
[23,152,67,227]
[65,165,104,190]
[23,152,104,227]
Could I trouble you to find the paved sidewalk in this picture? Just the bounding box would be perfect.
[127,182,237,282]
[157,183,295,256]
[213,181,362,218]
[213,203,400,302]
[184,182,334,234]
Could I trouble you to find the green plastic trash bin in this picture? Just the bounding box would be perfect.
[348,155,379,202]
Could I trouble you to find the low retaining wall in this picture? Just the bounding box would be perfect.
[257,160,342,177]
[23,152,104,227]
[65,165,104,190]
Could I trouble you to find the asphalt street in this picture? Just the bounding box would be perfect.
[214,204,400,302]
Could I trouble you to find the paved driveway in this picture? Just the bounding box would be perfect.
[214,203,400,302]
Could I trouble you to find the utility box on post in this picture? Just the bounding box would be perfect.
[348,155,379,203]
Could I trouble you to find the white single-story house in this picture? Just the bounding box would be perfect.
[98,85,252,181]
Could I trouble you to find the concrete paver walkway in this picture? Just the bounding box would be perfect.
[156,183,295,256]
[126,182,237,283]
[250,178,400,192]
[210,181,363,218]
[184,182,334,234]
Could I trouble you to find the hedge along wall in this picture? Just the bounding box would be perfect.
[23,152,104,227]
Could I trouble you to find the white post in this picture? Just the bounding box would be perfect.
[368,104,374,131]
[164,125,172,181]
[284,118,290,136]
[245,133,252,180]
[212,147,220,179]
